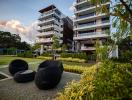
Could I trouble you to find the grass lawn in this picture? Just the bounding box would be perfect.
[0,55,94,73]
[0,55,44,66]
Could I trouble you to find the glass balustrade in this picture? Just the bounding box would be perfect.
[77,13,95,19]
[78,32,97,36]
[78,22,96,27]
[77,0,86,3]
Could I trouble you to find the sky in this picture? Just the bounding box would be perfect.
[0,0,75,44]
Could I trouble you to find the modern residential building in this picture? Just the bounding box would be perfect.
[73,0,111,55]
[36,5,73,54]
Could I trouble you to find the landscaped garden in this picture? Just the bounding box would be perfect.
[0,55,94,100]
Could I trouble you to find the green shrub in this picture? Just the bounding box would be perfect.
[60,53,88,61]
[93,61,132,99]
[41,52,52,57]
[56,64,97,100]
[17,51,33,58]
[56,61,132,100]
[111,50,132,63]
[17,52,24,57]
[64,64,89,74]
[57,57,85,63]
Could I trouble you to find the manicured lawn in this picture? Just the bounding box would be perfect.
[0,55,93,67]
[0,55,44,66]
[0,55,94,74]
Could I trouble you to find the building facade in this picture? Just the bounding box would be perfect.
[37,5,73,54]
[73,0,111,55]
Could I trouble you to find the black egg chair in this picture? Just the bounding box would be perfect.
[35,66,62,90]
[9,59,28,75]
[14,70,36,83]
[38,60,63,74]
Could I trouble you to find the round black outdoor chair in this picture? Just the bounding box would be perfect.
[35,66,62,90]
[9,59,28,75]
[14,70,36,83]
[38,60,63,74]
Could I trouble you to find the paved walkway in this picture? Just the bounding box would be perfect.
[0,67,80,100]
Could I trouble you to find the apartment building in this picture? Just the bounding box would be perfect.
[73,0,110,54]
[37,5,73,54]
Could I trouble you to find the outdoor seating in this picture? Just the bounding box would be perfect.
[9,59,28,75]
[14,70,36,83]
[38,60,63,74]
[35,66,62,90]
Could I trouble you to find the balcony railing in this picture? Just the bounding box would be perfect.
[102,20,110,23]
[75,2,110,14]
[74,13,107,22]
[37,31,63,37]
[38,18,55,25]
[78,32,97,36]
[81,46,95,50]
[39,12,53,19]
[74,21,110,31]
[77,0,86,3]
[39,10,61,20]
[73,32,108,40]
[36,38,52,43]
[41,24,54,30]
[37,31,54,37]
[78,13,95,19]
[75,5,94,12]
[77,22,96,28]
[81,46,95,51]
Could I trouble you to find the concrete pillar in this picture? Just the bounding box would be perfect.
[40,44,44,55]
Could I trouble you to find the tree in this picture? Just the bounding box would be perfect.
[61,44,67,53]
[0,31,31,50]
[0,31,21,48]
[52,35,60,51]
[31,43,40,51]
[17,41,31,50]
[88,0,132,40]
[52,35,60,60]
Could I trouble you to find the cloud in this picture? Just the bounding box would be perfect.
[0,20,39,44]
[69,2,76,12]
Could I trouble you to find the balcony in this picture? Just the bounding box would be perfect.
[38,18,54,26]
[38,17,60,26]
[73,32,108,40]
[36,38,52,44]
[41,24,54,30]
[81,46,95,51]
[39,12,53,20]
[78,32,97,36]
[37,31,63,37]
[37,31,54,37]
[78,22,96,28]
[39,10,61,21]
[74,13,107,23]
[74,2,110,14]
[74,21,110,31]
[75,5,94,12]
[75,0,87,6]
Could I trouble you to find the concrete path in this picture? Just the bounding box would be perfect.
[0,72,80,100]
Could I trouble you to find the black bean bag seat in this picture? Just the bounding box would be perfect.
[38,60,63,74]
[9,59,28,75]
[35,66,62,90]
[14,70,36,83]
